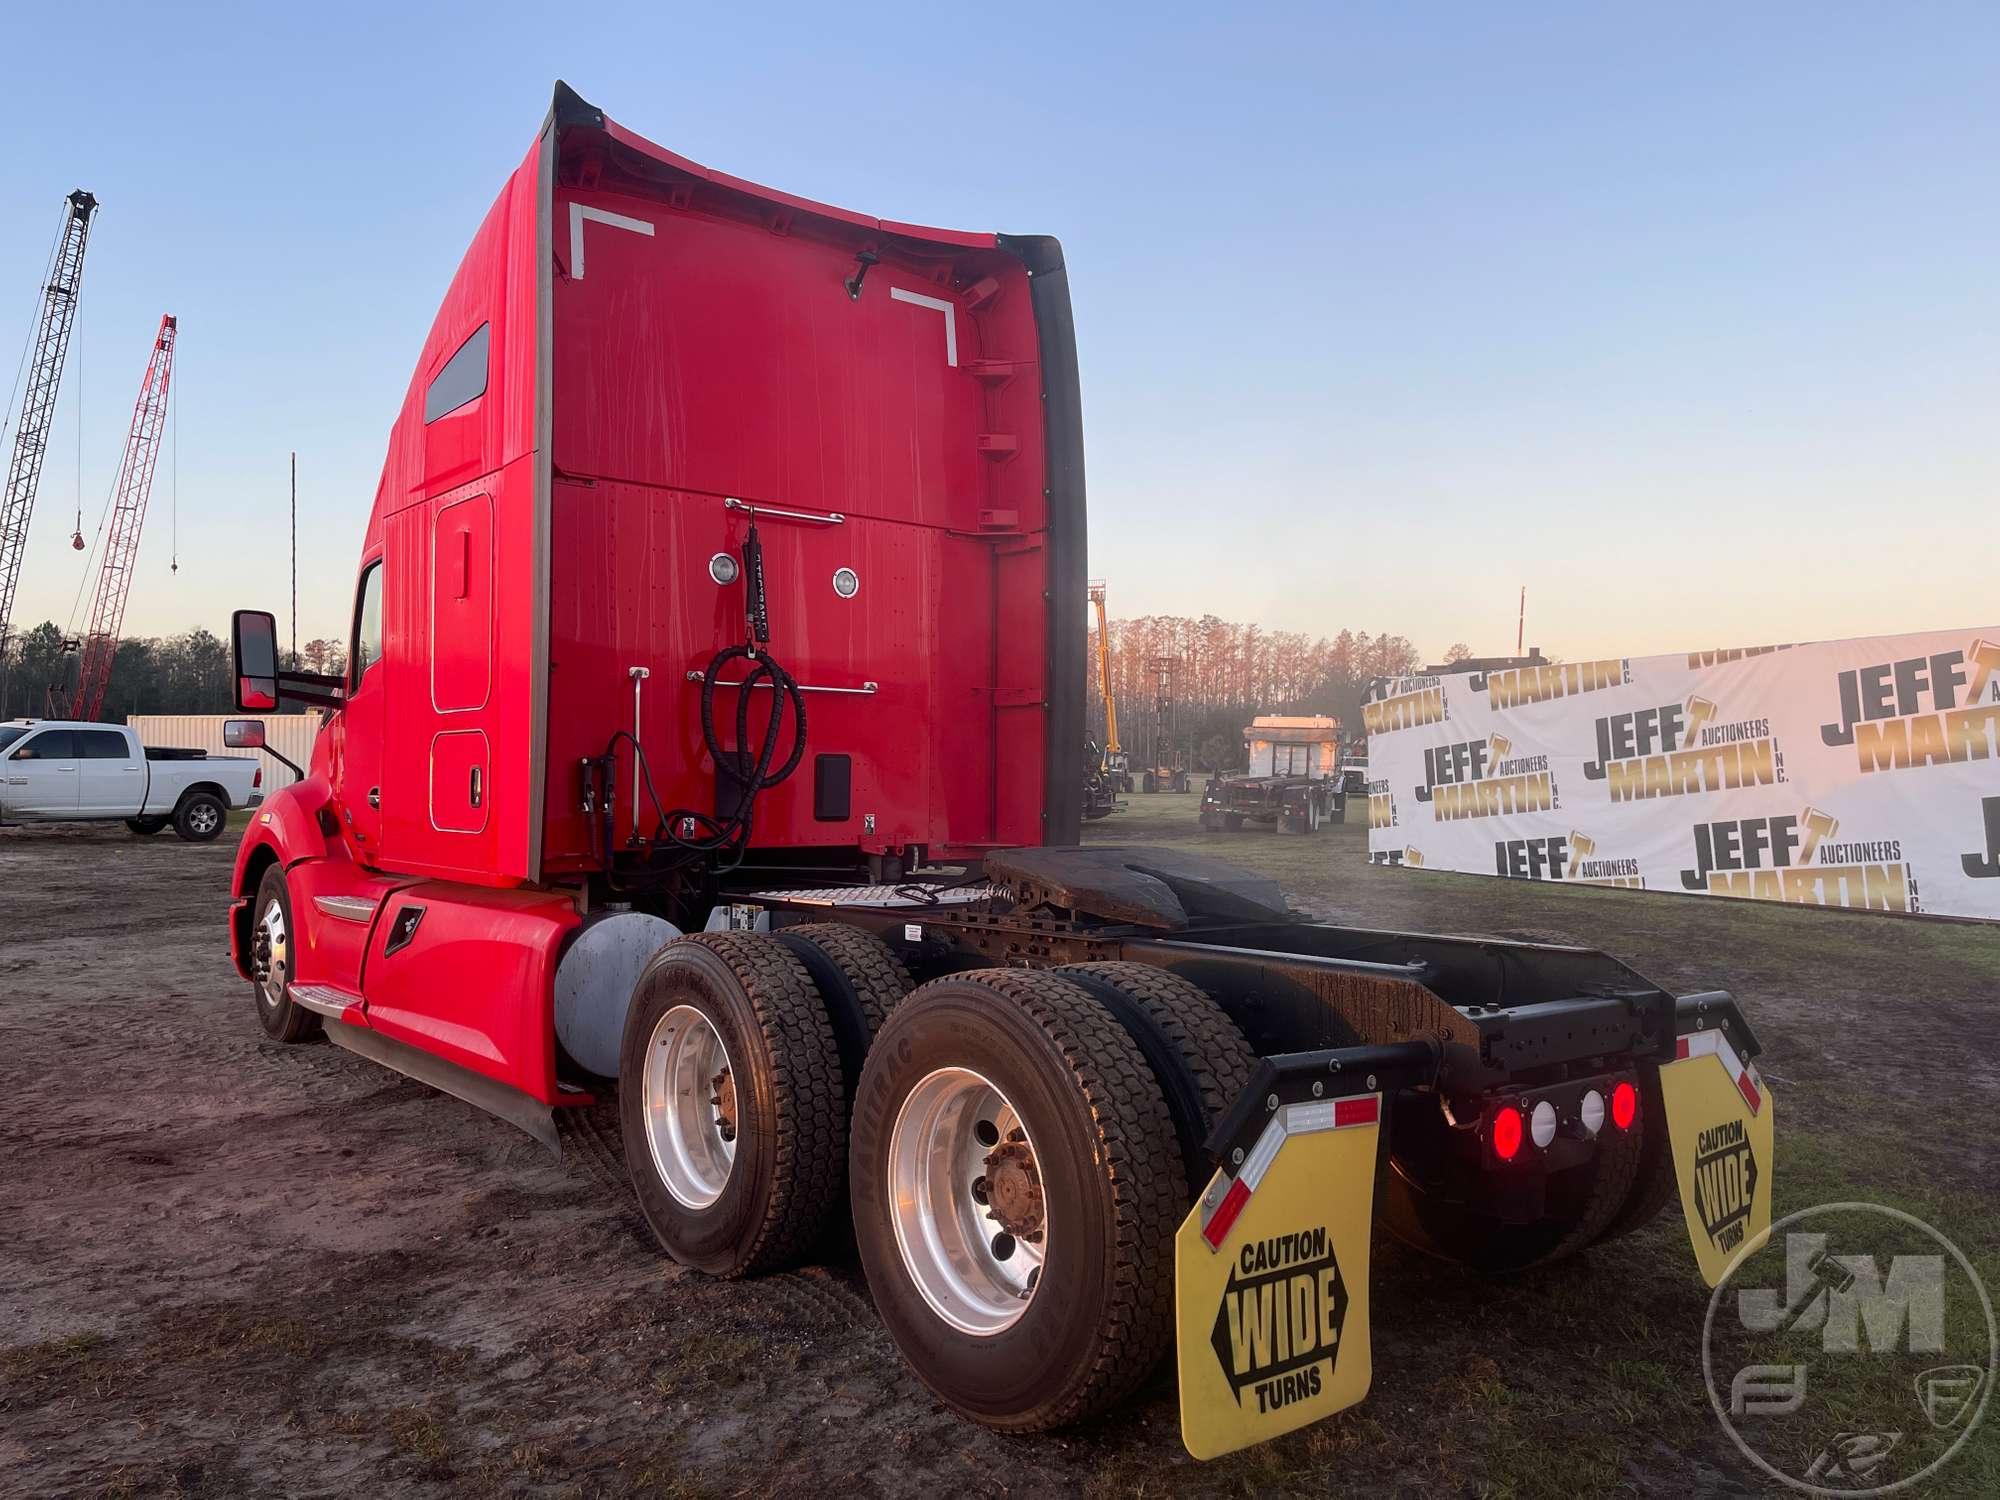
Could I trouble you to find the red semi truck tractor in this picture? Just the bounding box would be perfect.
[226,85,1775,1459]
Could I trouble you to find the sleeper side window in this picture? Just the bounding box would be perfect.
[424,324,489,422]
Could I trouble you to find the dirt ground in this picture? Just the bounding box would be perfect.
[3,803,1995,1498]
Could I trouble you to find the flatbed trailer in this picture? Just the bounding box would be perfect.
[221,84,1775,1462]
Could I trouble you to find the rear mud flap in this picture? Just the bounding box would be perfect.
[1175,1095,1380,1460]
[1659,1032,1774,1286]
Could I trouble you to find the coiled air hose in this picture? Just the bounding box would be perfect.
[630,519,809,869]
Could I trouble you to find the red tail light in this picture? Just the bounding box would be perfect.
[1491,1105,1524,1162]
[1610,1080,1639,1130]
[253,767,263,788]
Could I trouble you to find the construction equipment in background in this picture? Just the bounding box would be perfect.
[0,190,98,709]
[1199,713,1347,833]
[1139,652,1190,791]
[67,314,177,721]
[1087,579,1131,792]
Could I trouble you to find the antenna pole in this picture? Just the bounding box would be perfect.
[1516,586,1525,656]
[290,451,297,662]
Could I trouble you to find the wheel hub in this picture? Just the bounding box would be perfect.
[982,1136,1045,1242]
[252,901,288,1000]
[711,1068,737,1143]
[641,1004,737,1209]
[886,1068,1049,1336]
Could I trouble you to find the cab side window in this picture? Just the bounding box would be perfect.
[351,561,384,685]
[78,730,131,758]
[12,730,76,761]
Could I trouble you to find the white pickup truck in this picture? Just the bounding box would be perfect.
[0,720,263,842]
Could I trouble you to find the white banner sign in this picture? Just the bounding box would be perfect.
[1363,626,2000,921]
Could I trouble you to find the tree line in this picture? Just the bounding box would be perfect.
[1089,614,1427,772]
[0,620,346,722]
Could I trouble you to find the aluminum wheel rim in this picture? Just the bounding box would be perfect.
[642,1005,737,1209]
[189,802,219,834]
[887,1067,1048,1336]
[253,899,288,1008]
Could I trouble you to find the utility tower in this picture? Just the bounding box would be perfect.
[0,190,98,707]
[69,314,176,721]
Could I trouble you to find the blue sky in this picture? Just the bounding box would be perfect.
[2,2,1994,661]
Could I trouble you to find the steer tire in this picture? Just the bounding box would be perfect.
[619,933,845,1278]
[125,816,167,836]
[250,865,320,1044]
[1053,961,1257,1199]
[174,791,227,843]
[850,968,1183,1432]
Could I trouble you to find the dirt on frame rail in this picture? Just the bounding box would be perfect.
[3,807,1995,1498]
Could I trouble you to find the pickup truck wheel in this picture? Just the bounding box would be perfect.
[619,933,845,1278]
[174,791,227,842]
[250,866,321,1043]
[849,969,1182,1431]
[125,816,167,836]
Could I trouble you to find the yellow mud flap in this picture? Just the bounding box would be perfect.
[1175,1094,1380,1461]
[1659,1030,1775,1286]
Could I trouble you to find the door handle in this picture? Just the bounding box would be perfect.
[469,765,482,808]
[368,787,381,810]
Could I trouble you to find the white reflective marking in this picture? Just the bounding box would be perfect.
[1238,1114,1287,1191]
[569,203,656,280]
[1284,1099,1337,1135]
[889,286,958,366]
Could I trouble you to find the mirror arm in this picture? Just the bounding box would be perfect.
[274,670,345,710]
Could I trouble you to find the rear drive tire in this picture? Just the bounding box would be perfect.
[125,816,167,836]
[849,969,1183,1431]
[1379,1089,1648,1272]
[174,791,227,842]
[250,865,320,1043]
[1053,961,1257,1198]
[619,933,845,1277]
[1589,1067,1677,1245]
[773,921,912,1107]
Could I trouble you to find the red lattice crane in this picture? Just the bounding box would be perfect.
[0,189,97,704]
[69,314,176,721]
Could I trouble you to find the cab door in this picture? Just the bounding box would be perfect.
[335,559,388,860]
[1,729,80,819]
[76,728,143,816]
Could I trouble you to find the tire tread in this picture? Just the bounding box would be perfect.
[667,932,846,1276]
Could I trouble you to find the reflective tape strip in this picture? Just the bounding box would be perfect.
[1202,1177,1251,1250]
[1677,1029,1762,1116]
[1238,1113,1288,1191]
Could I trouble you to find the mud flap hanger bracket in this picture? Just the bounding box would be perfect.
[1203,1040,1440,1172]
[1673,989,1760,1056]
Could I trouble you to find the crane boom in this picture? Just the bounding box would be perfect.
[70,314,176,721]
[0,189,97,698]
[1088,579,1120,754]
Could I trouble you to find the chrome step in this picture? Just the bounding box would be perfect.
[289,983,360,1019]
[312,895,378,923]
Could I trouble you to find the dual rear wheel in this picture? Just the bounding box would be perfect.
[617,937,1254,1430]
